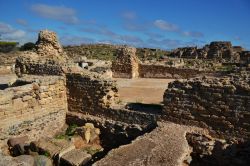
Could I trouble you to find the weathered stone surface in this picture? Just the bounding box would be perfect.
[163,74,250,139]
[31,138,72,158]
[34,155,53,166]
[94,122,207,166]
[36,30,65,58]
[112,46,140,78]
[169,41,244,63]
[138,64,203,79]
[0,75,67,144]
[14,30,80,77]
[14,155,35,166]
[66,72,118,113]
[7,136,29,147]
[0,150,36,166]
[60,149,91,166]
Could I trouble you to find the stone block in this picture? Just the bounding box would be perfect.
[60,149,91,166]
[7,136,29,147]
[22,95,33,101]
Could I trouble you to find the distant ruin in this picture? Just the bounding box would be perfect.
[170,41,249,64]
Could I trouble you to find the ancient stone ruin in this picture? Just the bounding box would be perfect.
[112,46,140,78]
[170,41,245,63]
[0,30,250,166]
[111,46,204,79]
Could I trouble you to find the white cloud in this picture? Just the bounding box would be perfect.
[154,20,179,32]
[183,31,204,38]
[31,4,79,24]
[0,22,26,41]
[16,19,28,26]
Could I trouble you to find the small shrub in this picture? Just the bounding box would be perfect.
[20,42,36,51]
[65,124,78,136]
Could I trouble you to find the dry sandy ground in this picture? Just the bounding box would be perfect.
[114,78,176,104]
[0,74,17,85]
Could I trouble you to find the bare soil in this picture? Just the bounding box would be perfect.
[114,78,176,104]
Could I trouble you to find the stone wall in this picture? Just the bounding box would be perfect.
[0,76,67,144]
[169,41,246,63]
[66,72,118,111]
[66,72,156,126]
[15,55,66,77]
[14,30,78,77]
[111,47,140,78]
[138,64,203,79]
[163,76,250,139]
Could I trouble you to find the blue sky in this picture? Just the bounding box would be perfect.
[0,0,250,50]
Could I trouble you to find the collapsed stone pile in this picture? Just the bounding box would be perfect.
[2,123,102,166]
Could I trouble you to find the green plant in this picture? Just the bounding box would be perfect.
[20,42,36,51]
[55,134,68,139]
[65,124,78,136]
[43,151,50,157]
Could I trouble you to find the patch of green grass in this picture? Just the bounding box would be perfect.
[0,41,18,46]
[55,134,69,139]
[43,151,50,157]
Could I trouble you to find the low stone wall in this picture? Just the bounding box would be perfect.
[66,72,156,126]
[0,76,67,144]
[163,76,250,139]
[66,72,118,111]
[139,64,202,79]
[15,56,66,77]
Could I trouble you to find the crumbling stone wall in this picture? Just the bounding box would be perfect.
[169,41,245,63]
[66,72,156,126]
[15,55,66,77]
[138,64,203,79]
[163,76,250,139]
[36,30,68,60]
[15,30,78,77]
[0,76,67,143]
[66,72,118,112]
[111,46,140,78]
